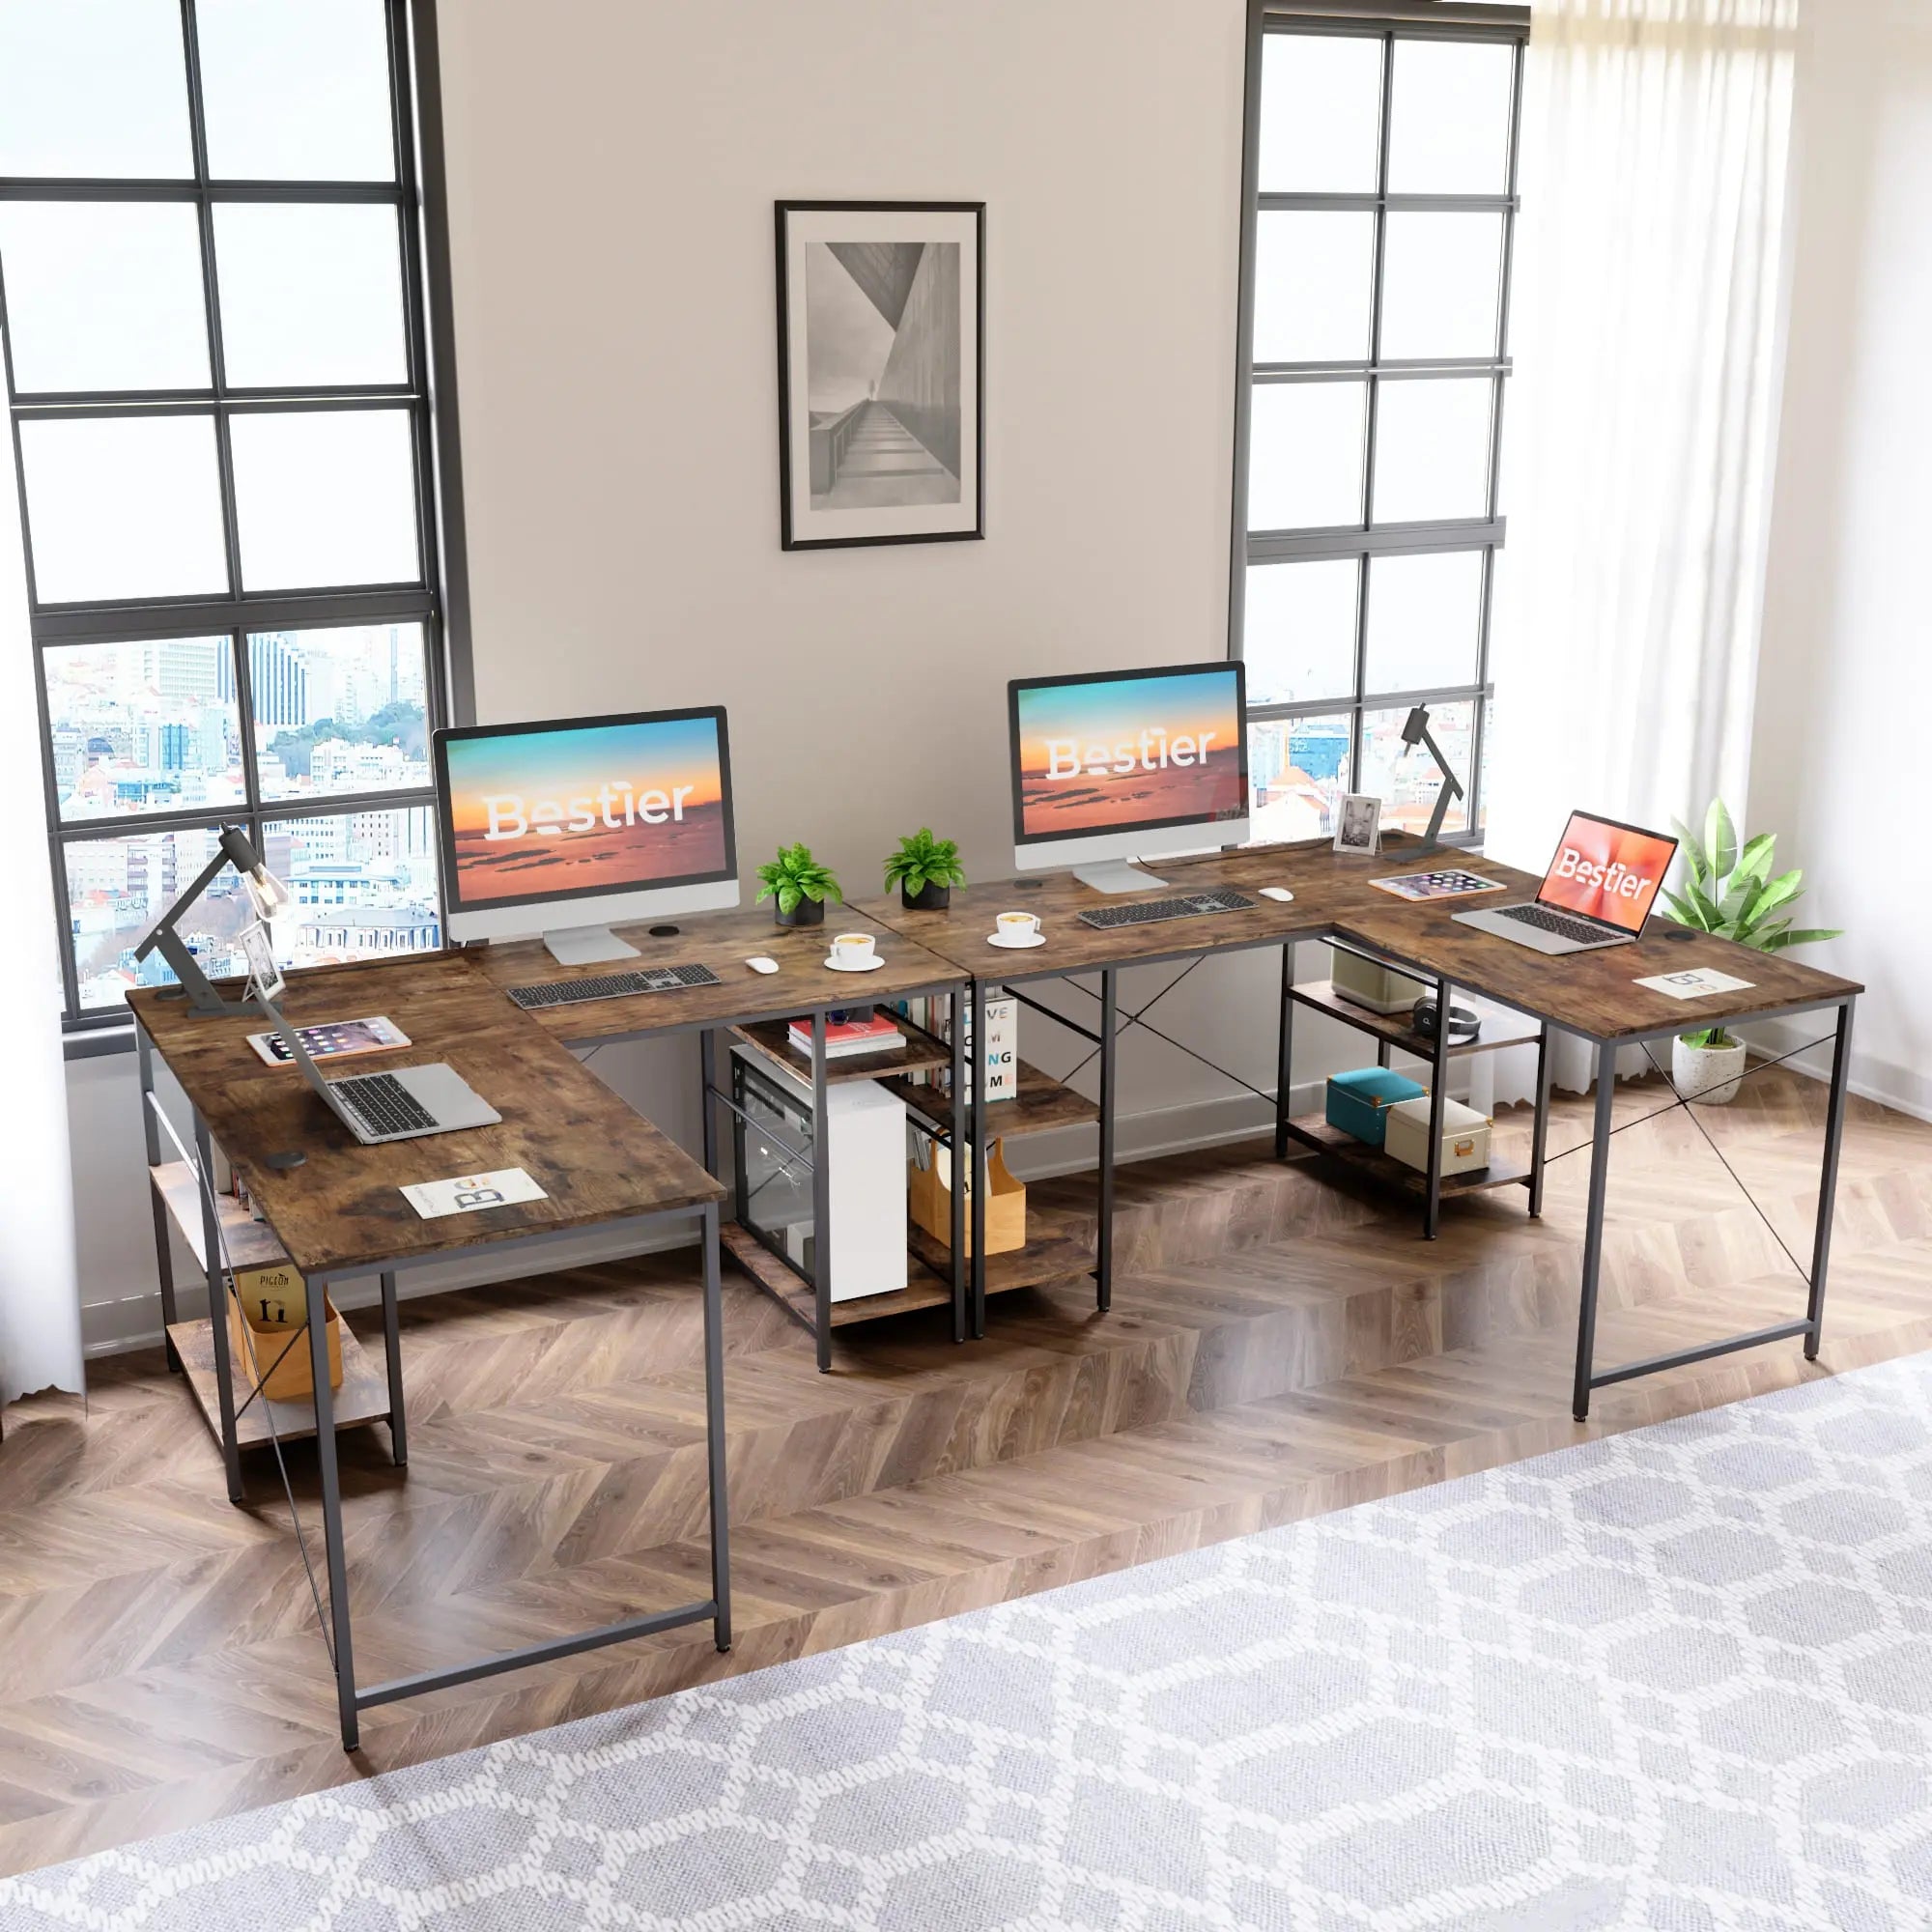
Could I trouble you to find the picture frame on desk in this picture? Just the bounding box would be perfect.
[775,200,984,551]
[1334,793,1382,857]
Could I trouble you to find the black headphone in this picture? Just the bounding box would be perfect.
[1411,997,1482,1043]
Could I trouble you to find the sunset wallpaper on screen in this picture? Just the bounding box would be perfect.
[1015,670,1244,838]
[443,716,729,905]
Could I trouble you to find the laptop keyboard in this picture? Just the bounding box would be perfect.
[330,1070,438,1138]
[1077,889,1255,930]
[508,963,723,1009]
[1499,904,1617,946]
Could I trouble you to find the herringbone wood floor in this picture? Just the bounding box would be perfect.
[1,1066,1928,1878]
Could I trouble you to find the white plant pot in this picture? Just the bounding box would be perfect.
[1673,1035,1747,1106]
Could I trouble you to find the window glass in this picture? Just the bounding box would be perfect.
[66,822,242,1010]
[195,0,396,182]
[213,204,409,387]
[1370,379,1492,525]
[261,806,442,968]
[0,203,210,393]
[44,638,242,823]
[1243,560,1358,706]
[230,409,420,591]
[250,624,432,802]
[1378,213,1504,361]
[1248,383,1366,532]
[1252,213,1376,365]
[0,0,192,178]
[1257,33,1382,194]
[18,414,229,604]
[1386,39,1515,196]
[1248,714,1352,844]
[1363,551,1484,695]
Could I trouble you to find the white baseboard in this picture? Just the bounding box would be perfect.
[1745,1016,1932,1125]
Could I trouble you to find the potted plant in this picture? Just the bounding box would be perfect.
[1662,801,1841,1104]
[883,827,967,911]
[754,842,842,928]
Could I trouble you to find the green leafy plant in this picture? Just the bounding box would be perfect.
[1662,800,1841,1048]
[753,841,842,918]
[883,827,967,899]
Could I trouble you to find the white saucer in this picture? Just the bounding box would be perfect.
[824,953,886,973]
[987,931,1046,949]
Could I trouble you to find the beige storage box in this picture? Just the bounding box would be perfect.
[227,1264,342,1403]
[1330,946,1428,1017]
[1383,1095,1492,1177]
[908,1139,1025,1257]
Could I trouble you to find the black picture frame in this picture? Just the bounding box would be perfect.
[775,200,985,552]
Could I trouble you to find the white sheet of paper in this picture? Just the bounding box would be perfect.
[1634,967,1756,1001]
[401,1168,547,1218]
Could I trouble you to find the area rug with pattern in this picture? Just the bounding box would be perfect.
[4,1352,1931,1931]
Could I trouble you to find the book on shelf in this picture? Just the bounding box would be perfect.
[787,1009,906,1059]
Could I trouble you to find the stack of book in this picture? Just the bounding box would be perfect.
[787,1009,906,1060]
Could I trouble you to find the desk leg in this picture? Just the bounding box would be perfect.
[700,1202,731,1651]
[1528,1022,1553,1219]
[810,1012,832,1373]
[1804,1000,1856,1360]
[1274,943,1294,1158]
[380,1270,406,1468]
[1572,1043,1617,1422]
[1423,978,1451,1240]
[193,1114,245,1505]
[307,1273,359,1751]
[699,1028,718,1177]
[1097,968,1117,1313]
[971,981,987,1340]
[138,1032,182,1373]
[950,988,966,1346]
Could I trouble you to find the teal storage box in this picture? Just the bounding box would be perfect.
[1325,1067,1427,1148]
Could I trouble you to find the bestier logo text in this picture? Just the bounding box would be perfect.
[483,781,696,840]
[1553,844,1655,899]
[1044,727,1219,780]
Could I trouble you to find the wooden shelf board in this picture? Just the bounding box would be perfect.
[908,1212,1097,1294]
[881,1061,1099,1139]
[1292,980,1542,1061]
[151,1162,286,1273]
[730,1012,952,1087]
[1282,1113,1530,1198]
[168,1316,391,1450]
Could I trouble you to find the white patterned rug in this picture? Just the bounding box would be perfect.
[6,1353,1932,1932]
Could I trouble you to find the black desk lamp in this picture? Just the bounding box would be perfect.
[1399,705,1465,862]
[133,825,292,1014]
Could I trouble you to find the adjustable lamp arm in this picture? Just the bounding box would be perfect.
[132,827,281,1014]
[1401,707,1466,861]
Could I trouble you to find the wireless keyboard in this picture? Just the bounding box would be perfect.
[1496,905,1614,945]
[507,962,723,1009]
[1076,889,1256,930]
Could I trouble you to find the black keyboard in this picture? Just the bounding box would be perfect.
[1498,904,1616,945]
[507,963,723,1009]
[1077,889,1256,930]
[330,1071,438,1137]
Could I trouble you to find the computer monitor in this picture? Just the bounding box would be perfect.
[1009,662,1250,891]
[433,706,740,964]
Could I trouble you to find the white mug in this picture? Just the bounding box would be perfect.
[830,930,878,965]
[996,911,1041,942]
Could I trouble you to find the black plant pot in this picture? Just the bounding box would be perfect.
[901,881,952,911]
[775,896,826,929]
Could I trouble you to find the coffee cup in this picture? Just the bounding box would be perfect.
[830,931,878,966]
[995,911,1041,943]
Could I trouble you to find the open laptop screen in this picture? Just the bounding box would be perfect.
[1537,811,1678,934]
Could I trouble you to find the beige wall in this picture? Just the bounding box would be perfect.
[1749,0,1932,1116]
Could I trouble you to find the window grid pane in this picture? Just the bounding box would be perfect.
[2,0,451,1027]
[1236,15,1523,848]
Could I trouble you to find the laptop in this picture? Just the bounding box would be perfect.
[246,936,500,1145]
[1452,811,1679,955]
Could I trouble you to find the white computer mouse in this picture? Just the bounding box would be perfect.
[746,955,780,975]
[1259,886,1295,903]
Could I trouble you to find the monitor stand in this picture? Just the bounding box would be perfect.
[1072,859,1170,894]
[543,923,641,966]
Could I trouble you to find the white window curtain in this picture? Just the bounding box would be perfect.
[0,420,84,1418]
[1475,0,1802,1105]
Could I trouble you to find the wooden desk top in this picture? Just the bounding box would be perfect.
[130,953,724,1281]
[861,836,1861,1044]
[475,903,966,1044]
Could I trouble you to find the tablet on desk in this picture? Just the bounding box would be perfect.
[246,1015,412,1066]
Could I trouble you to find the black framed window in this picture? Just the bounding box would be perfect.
[0,0,456,1032]
[1231,0,1528,846]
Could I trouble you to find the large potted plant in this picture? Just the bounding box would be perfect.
[883,827,967,910]
[1662,801,1841,1103]
[754,842,842,928]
